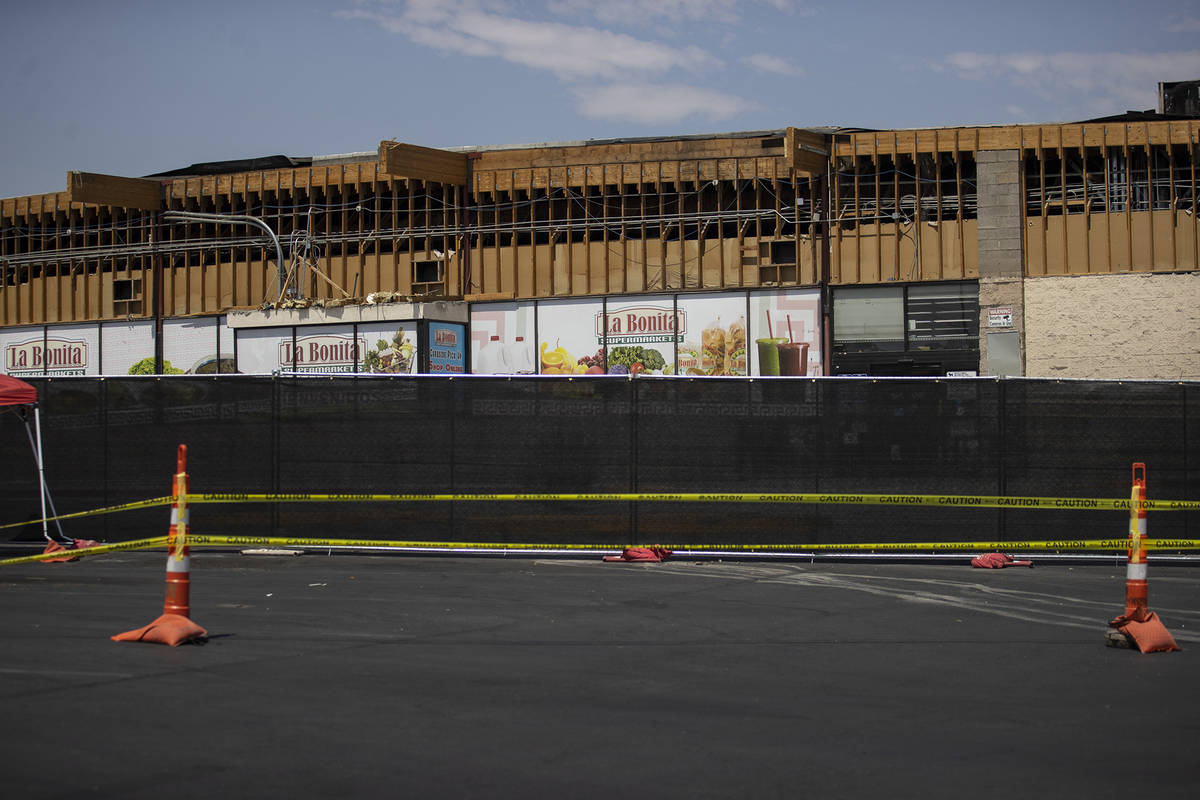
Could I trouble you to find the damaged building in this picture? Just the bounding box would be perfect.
[2,112,1198,379]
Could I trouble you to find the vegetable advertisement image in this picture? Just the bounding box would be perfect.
[607,345,666,375]
[128,357,183,375]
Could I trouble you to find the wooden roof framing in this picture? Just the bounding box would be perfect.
[4,122,1198,220]
[833,121,1200,156]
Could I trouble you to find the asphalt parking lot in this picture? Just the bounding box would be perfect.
[2,551,1198,799]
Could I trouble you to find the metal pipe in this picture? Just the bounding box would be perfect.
[163,211,288,299]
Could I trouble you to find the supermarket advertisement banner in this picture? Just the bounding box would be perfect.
[235,326,367,374]
[287,330,365,374]
[4,288,820,377]
[2,321,238,376]
[1,325,96,377]
[485,288,820,376]
[428,322,466,374]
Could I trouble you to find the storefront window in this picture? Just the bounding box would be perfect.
[833,287,904,352]
[832,281,979,376]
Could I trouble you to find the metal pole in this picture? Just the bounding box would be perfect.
[24,406,65,542]
[153,213,164,373]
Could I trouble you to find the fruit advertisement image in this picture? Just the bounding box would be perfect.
[537,298,602,375]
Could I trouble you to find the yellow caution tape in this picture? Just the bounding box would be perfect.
[0,537,168,566]
[0,497,172,531]
[186,492,1200,512]
[182,535,1200,552]
[180,489,1200,513]
[5,534,1198,566]
[3,491,1197,536]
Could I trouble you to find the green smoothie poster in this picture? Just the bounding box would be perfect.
[749,289,821,376]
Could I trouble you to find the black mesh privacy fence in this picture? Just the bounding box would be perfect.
[2,375,1196,548]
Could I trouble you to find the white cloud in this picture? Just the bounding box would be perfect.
[571,83,762,123]
[452,13,715,79]
[548,0,742,24]
[945,49,1200,115]
[546,0,814,25]
[342,2,717,81]
[743,53,804,77]
[342,1,775,126]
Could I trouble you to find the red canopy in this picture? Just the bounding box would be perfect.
[0,374,37,406]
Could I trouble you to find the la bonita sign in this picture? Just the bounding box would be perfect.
[5,338,89,375]
[594,306,686,344]
[280,334,366,371]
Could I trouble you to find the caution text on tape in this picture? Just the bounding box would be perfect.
[188,492,1200,512]
[4,490,1197,538]
[6,534,1200,566]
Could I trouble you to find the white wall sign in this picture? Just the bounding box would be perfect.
[2,325,99,376]
[287,329,364,374]
[987,307,1014,328]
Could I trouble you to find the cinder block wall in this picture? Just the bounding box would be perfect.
[975,150,1025,375]
[1025,272,1200,379]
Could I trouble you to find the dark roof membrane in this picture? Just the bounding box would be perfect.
[144,155,313,179]
[1073,110,1200,123]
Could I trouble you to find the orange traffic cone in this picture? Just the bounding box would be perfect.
[113,445,207,646]
[1107,463,1180,653]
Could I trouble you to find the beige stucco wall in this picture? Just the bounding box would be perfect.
[979,277,1025,375]
[1025,272,1200,379]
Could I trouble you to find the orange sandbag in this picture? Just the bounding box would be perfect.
[604,546,672,562]
[111,614,208,646]
[971,552,1033,569]
[40,540,79,563]
[1111,612,1181,653]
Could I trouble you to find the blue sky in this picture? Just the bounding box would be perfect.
[2,0,1199,199]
